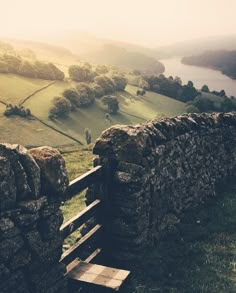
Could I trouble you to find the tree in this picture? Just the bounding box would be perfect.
[92,84,104,98]
[4,104,31,118]
[94,75,115,94]
[201,85,210,93]
[0,60,8,73]
[18,61,37,78]
[49,96,71,118]
[95,65,109,74]
[187,80,194,87]
[68,65,93,82]
[76,83,95,106]
[191,96,214,112]
[174,76,182,85]
[141,89,146,96]
[34,61,55,80]
[84,128,92,144]
[219,89,226,97]
[3,54,22,73]
[63,88,80,109]
[105,113,112,122]
[102,96,119,114]
[152,84,160,93]
[186,104,200,113]
[138,78,150,90]
[48,63,64,80]
[111,75,127,91]
[180,84,198,102]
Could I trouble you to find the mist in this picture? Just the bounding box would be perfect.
[1,0,236,47]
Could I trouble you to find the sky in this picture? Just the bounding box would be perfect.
[1,0,236,47]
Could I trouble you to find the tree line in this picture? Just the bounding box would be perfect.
[49,64,127,118]
[137,73,236,113]
[182,50,236,79]
[0,54,64,80]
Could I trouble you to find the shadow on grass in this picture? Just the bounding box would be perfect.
[120,180,236,293]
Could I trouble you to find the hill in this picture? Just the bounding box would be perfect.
[0,73,187,146]
[182,50,236,79]
[2,38,77,64]
[23,83,186,144]
[79,44,164,74]
[25,31,164,74]
[156,35,236,58]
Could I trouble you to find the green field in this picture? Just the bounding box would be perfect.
[0,73,48,104]
[23,83,187,144]
[0,72,187,146]
[0,114,74,146]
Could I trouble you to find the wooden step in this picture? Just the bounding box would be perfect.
[67,261,130,291]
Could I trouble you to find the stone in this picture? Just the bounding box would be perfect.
[25,231,62,265]
[0,156,16,211]
[0,263,10,280]
[90,112,236,262]
[38,210,63,240]
[29,146,69,197]
[0,144,38,200]
[0,217,14,232]
[15,212,39,228]
[9,248,31,270]
[0,270,29,293]
[0,235,24,262]
[18,196,47,213]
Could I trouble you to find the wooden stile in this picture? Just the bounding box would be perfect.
[60,164,130,291]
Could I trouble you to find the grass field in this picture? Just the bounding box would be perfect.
[0,114,74,146]
[0,72,187,146]
[0,73,48,104]
[24,83,187,144]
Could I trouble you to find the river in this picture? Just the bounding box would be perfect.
[161,58,236,97]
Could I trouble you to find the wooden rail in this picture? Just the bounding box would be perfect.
[66,165,102,200]
[60,224,102,265]
[60,199,101,240]
[60,164,131,290]
[60,165,103,265]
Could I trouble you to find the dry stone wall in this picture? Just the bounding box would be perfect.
[92,112,236,261]
[0,144,68,293]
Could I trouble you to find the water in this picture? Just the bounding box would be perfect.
[162,58,236,97]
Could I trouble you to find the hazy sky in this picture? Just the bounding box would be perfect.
[1,0,236,46]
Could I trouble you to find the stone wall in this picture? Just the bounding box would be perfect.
[92,112,236,261]
[0,144,68,293]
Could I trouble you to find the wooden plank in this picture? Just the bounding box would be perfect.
[84,248,102,263]
[66,258,80,274]
[68,262,130,291]
[66,165,102,200]
[60,224,102,265]
[60,199,101,240]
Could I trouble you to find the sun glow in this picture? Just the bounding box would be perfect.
[1,0,236,46]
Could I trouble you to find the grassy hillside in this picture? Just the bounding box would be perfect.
[24,83,187,144]
[0,114,74,146]
[0,72,186,146]
[0,73,48,104]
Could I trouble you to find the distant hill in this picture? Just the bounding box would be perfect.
[182,50,236,79]
[3,38,76,64]
[156,35,236,58]
[79,44,164,74]
[36,30,164,74]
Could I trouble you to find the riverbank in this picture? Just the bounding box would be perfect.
[162,58,236,97]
